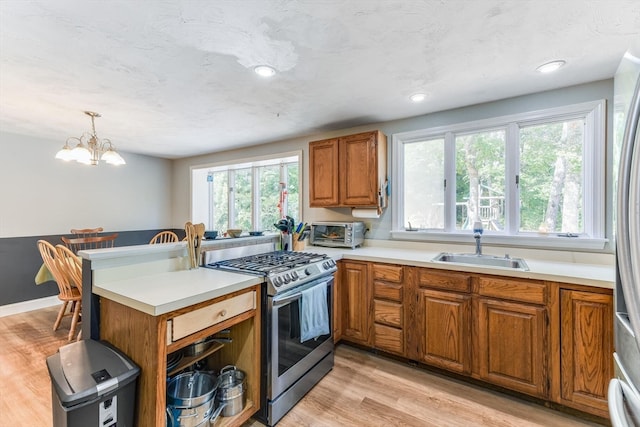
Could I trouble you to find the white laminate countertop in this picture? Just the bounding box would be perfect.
[91,239,614,317]
[92,268,263,316]
[304,244,615,289]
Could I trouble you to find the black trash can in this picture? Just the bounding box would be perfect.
[46,339,140,427]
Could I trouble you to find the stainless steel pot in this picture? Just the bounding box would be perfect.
[215,365,246,417]
[167,372,217,408]
[167,398,214,427]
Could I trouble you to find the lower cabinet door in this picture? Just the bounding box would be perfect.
[416,288,471,374]
[341,261,371,345]
[476,297,548,398]
[559,289,613,417]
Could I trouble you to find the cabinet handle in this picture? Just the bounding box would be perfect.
[219,309,227,317]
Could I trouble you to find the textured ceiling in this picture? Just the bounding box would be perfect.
[1,1,639,159]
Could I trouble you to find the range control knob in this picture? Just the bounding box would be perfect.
[304,267,313,276]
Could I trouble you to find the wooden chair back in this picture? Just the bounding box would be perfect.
[37,240,76,299]
[70,227,104,238]
[61,233,118,254]
[56,244,82,292]
[149,231,179,244]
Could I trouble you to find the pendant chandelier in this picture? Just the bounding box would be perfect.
[56,111,126,166]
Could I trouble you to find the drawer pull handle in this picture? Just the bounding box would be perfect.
[219,309,227,317]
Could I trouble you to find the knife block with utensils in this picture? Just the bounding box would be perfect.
[185,222,205,268]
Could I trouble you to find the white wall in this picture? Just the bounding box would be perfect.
[171,79,615,251]
[0,131,173,237]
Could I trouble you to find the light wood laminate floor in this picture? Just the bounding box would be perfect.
[1,306,606,426]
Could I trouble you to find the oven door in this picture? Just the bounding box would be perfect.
[268,275,334,400]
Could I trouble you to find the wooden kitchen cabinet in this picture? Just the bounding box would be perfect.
[408,268,472,374]
[475,297,548,398]
[372,263,405,355]
[557,288,613,417]
[473,275,549,398]
[340,260,372,345]
[99,285,261,427]
[333,263,342,343]
[309,130,387,207]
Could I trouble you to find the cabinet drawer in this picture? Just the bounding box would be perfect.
[417,269,471,292]
[170,291,256,342]
[374,299,402,328]
[374,323,403,354]
[374,282,402,302]
[372,264,403,283]
[478,277,546,305]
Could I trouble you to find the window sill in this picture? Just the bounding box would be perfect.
[390,230,609,252]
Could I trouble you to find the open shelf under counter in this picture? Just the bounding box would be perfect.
[98,283,262,427]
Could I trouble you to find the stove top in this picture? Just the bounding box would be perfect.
[207,250,336,295]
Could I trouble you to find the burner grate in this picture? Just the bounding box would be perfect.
[212,251,327,274]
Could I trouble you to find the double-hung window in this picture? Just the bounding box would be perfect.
[392,100,606,249]
[191,152,301,233]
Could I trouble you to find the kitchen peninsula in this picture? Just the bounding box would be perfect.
[79,237,271,427]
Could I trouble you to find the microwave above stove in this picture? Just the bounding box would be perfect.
[310,221,365,249]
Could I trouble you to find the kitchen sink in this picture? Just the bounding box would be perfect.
[431,252,529,271]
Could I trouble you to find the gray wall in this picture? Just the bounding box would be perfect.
[0,131,173,305]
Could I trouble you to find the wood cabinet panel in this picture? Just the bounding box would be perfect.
[374,299,402,328]
[341,261,371,345]
[309,138,339,207]
[372,263,403,283]
[373,282,402,302]
[309,130,386,207]
[171,291,255,341]
[477,276,547,305]
[559,289,613,417]
[416,269,471,292]
[339,132,378,206]
[374,323,404,354]
[333,264,342,343]
[415,288,471,374]
[476,297,548,398]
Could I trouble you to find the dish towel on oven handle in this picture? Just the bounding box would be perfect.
[300,280,330,343]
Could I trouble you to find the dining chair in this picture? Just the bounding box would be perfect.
[149,230,179,244]
[61,233,118,254]
[37,240,82,341]
[70,227,104,238]
[56,244,83,341]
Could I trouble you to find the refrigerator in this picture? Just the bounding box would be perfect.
[609,45,640,427]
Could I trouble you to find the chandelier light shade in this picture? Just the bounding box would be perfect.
[56,111,126,166]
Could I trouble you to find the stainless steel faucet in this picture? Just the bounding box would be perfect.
[473,221,483,255]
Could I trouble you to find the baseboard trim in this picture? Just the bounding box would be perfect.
[0,295,60,317]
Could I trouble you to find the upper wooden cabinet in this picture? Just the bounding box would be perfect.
[309,130,387,207]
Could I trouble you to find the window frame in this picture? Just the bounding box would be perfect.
[191,150,302,232]
[391,100,607,250]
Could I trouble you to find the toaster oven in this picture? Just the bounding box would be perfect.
[310,222,365,249]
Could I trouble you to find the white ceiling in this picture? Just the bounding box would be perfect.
[1,1,639,159]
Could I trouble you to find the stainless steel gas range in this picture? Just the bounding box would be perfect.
[206,247,336,426]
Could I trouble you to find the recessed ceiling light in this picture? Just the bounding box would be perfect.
[536,60,566,74]
[254,65,276,77]
[410,93,426,102]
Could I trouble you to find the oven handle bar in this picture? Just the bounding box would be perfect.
[272,276,334,307]
[274,293,302,307]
